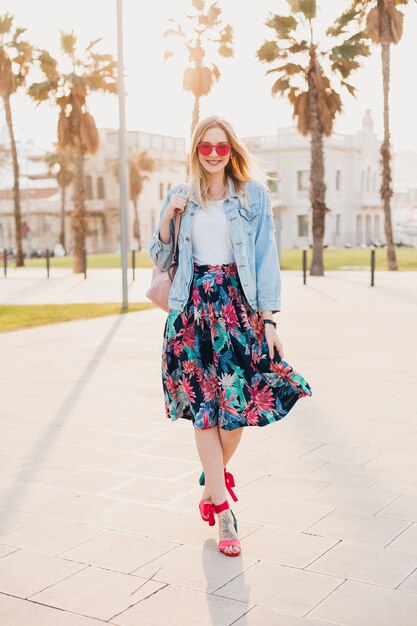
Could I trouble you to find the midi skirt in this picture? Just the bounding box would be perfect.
[162,261,312,430]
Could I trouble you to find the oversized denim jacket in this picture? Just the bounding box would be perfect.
[147,177,281,314]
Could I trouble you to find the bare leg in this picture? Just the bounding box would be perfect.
[201,426,244,500]
[194,426,240,554]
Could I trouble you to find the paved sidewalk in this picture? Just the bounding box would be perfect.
[0,271,417,624]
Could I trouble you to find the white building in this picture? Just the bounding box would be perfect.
[244,110,384,250]
[0,128,187,255]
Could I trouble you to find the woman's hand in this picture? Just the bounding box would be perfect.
[265,323,284,360]
[163,193,188,222]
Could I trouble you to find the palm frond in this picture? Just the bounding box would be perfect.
[257,40,281,63]
[0,13,13,35]
[60,31,77,56]
[265,14,297,39]
[287,0,316,20]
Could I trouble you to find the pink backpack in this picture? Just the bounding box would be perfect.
[146,208,183,312]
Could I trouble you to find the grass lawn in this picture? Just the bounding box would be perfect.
[281,247,417,270]
[19,247,417,271]
[0,302,156,333]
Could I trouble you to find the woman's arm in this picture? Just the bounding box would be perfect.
[254,185,282,314]
[148,184,182,271]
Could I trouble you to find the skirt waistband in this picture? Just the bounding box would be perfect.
[193,261,237,272]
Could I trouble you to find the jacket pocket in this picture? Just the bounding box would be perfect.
[238,203,260,221]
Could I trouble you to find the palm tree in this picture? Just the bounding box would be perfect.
[29,33,117,272]
[0,13,33,266]
[164,0,233,137]
[350,1,412,271]
[43,148,74,251]
[257,1,370,275]
[112,150,154,250]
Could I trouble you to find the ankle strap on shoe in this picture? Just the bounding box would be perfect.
[224,470,238,503]
[214,500,230,514]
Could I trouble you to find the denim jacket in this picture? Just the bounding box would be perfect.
[148,176,281,314]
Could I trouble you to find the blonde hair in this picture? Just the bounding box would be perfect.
[188,115,267,211]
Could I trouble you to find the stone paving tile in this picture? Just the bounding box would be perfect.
[369,468,417,497]
[302,483,399,515]
[302,443,383,466]
[308,579,417,625]
[30,566,165,622]
[0,593,112,626]
[398,567,417,593]
[238,474,331,503]
[46,468,137,494]
[237,494,336,531]
[213,560,344,616]
[112,584,249,626]
[0,517,105,555]
[132,543,258,593]
[86,500,185,535]
[306,540,417,588]
[84,433,158,454]
[0,543,18,559]
[148,512,261,549]
[0,506,43,536]
[239,526,339,568]
[385,522,417,554]
[14,489,123,526]
[377,494,417,522]
[306,508,411,547]
[124,455,199,481]
[0,548,88,598]
[232,606,336,626]
[59,529,178,573]
[308,461,391,488]
[109,476,198,505]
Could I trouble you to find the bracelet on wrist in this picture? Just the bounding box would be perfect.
[263,318,277,329]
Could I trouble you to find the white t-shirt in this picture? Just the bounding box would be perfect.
[191,199,235,265]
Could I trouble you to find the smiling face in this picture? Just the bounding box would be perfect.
[197,126,231,176]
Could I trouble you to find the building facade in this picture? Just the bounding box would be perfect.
[244,110,384,250]
[0,128,187,255]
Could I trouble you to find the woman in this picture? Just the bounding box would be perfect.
[148,115,312,557]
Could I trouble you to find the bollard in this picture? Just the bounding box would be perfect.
[83,249,87,279]
[132,249,136,281]
[3,249,6,277]
[46,249,50,278]
[302,249,307,285]
[370,247,375,286]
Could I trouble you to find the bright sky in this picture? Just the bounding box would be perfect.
[3,0,417,153]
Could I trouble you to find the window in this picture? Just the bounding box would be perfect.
[159,182,164,200]
[298,215,309,237]
[167,183,172,191]
[366,166,371,192]
[336,170,342,191]
[297,170,309,191]
[85,175,93,200]
[97,176,105,200]
[336,214,341,236]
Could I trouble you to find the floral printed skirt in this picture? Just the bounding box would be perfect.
[162,261,312,430]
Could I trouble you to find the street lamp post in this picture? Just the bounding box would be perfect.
[116,0,130,309]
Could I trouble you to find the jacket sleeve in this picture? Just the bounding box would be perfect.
[147,184,182,271]
[254,184,282,314]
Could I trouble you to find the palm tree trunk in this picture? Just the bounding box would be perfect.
[308,67,327,276]
[71,144,88,273]
[4,95,24,267]
[59,184,66,249]
[191,95,200,138]
[380,2,398,271]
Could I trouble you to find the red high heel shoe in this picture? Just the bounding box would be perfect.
[198,467,238,522]
[206,499,241,557]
